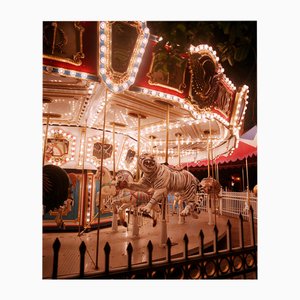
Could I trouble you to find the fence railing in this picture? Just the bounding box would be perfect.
[48,206,257,279]
[199,191,257,222]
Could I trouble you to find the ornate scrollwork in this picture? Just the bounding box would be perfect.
[43,21,85,66]
[147,48,187,92]
[189,52,222,108]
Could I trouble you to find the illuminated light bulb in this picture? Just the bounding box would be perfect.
[129,76,135,83]
[144,28,150,34]
[81,73,87,79]
[100,34,106,41]
[113,85,119,92]
[100,57,106,63]
[136,57,142,63]
[142,38,148,44]
[100,45,106,52]
[100,68,105,74]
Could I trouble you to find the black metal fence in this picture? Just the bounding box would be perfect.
[50,206,257,279]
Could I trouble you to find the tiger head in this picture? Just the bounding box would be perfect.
[138,153,158,173]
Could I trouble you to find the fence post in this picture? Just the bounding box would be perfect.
[199,230,204,256]
[166,238,172,263]
[239,213,244,248]
[226,220,232,251]
[127,243,133,270]
[79,241,86,278]
[52,238,61,279]
[104,242,111,274]
[183,234,189,260]
[213,225,218,253]
[219,188,223,215]
[249,206,256,246]
[147,240,153,267]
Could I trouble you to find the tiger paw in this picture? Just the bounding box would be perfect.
[140,203,152,214]
[180,206,191,217]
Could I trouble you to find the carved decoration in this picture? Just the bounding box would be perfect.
[147,48,187,92]
[92,142,113,160]
[43,21,85,66]
[188,52,221,108]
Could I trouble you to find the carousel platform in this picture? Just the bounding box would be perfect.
[42,212,256,279]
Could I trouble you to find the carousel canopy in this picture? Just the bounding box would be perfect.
[43,21,252,173]
[183,125,257,168]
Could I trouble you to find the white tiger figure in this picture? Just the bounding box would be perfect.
[119,153,200,218]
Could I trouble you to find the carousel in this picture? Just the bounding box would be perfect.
[42,21,255,278]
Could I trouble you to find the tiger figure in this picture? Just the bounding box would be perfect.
[118,153,200,218]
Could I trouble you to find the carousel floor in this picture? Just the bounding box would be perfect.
[42,212,256,279]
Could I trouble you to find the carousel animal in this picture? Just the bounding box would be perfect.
[200,177,221,196]
[98,169,159,227]
[111,189,159,227]
[118,153,201,218]
[253,185,258,197]
[43,164,74,228]
[94,166,117,211]
[199,177,221,213]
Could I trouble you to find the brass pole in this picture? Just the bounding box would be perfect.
[175,133,182,166]
[246,157,250,208]
[136,115,141,181]
[95,88,108,269]
[78,125,87,236]
[207,137,210,177]
[165,104,170,164]
[112,121,116,179]
[42,114,50,165]
[245,157,249,190]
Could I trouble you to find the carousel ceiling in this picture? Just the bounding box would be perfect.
[43,21,249,171]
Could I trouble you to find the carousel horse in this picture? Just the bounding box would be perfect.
[94,166,117,212]
[253,185,258,197]
[111,189,159,227]
[117,153,201,219]
[199,177,221,212]
[200,177,221,196]
[43,164,74,228]
[98,168,159,227]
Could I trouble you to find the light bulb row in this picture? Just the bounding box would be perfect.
[43,65,97,81]
[99,21,149,93]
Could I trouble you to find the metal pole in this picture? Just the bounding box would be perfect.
[95,89,108,270]
[136,115,141,181]
[245,157,250,209]
[42,115,50,165]
[175,133,182,166]
[112,121,116,179]
[149,135,156,155]
[78,125,87,236]
[242,167,245,191]
[165,104,170,164]
[161,104,170,246]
